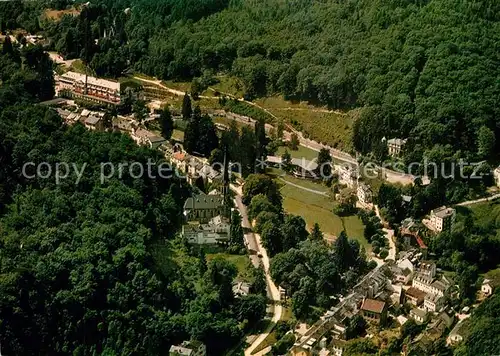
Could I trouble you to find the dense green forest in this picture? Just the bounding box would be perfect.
[454,290,500,355]
[0,44,267,355]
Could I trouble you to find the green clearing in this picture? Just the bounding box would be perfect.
[171,129,184,142]
[276,145,319,161]
[255,96,354,150]
[210,76,246,98]
[206,253,255,283]
[466,199,500,232]
[162,79,191,93]
[267,168,330,194]
[68,59,88,74]
[279,184,367,247]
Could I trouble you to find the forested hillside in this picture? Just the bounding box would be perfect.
[8,0,495,160]
[2,0,498,161]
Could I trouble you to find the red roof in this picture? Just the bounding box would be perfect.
[416,236,427,249]
[361,298,386,314]
[172,152,186,161]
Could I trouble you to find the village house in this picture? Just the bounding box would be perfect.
[410,308,428,324]
[84,114,103,131]
[357,182,373,205]
[56,71,122,105]
[169,340,206,356]
[429,206,456,232]
[232,282,251,297]
[183,193,224,223]
[181,215,230,245]
[338,164,357,188]
[131,128,166,149]
[360,298,387,325]
[389,284,404,306]
[416,261,436,279]
[405,287,427,306]
[447,319,470,346]
[424,293,445,313]
[393,267,413,284]
[386,138,407,156]
[481,278,499,297]
[171,151,188,173]
[265,156,319,179]
[494,166,500,187]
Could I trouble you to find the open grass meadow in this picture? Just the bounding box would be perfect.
[206,253,255,283]
[255,96,355,151]
[275,145,319,161]
[279,183,367,247]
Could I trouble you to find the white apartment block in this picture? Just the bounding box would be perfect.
[412,274,449,297]
[424,293,445,313]
[338,165,356,188]
[429,206,456,232]
[357,182,373,205]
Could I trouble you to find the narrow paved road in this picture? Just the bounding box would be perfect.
[374,205,397,261]
[455,193,500,207]
[230,185,282,356]
[134,76,415,185]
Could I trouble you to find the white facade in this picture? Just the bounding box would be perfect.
[416,261,436,279]
[412,275,448,297]
[56,71,121,105]
[169,341,206,356]
[430,206,456,232]
[357,183,373,205]
[424,294,444,312]
[410,308,428,324]
[482,279,493,296]
[494,167,500,187]
[338,165,356,188]
[387,138,407,156]
[182,216,230,244]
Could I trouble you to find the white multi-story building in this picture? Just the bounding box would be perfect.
[412,274,450,297]
[416,261,436,279]
[424,293,445,312]
[181,215,230,245]
[357,182,373,205]
[386,138,407,156]
[430,206,456,232]
[338,165,356,188]
[56,71,122,105]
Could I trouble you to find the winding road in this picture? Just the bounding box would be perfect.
[134,76,415,185]
[230,185,282,356]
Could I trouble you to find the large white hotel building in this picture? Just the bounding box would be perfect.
[56,71,122,105]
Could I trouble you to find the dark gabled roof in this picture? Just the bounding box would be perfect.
[183,194,223,210]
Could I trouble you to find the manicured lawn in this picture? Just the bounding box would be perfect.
[206,253,255,283]
[279,184,367,247]
[276,145,319,161]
